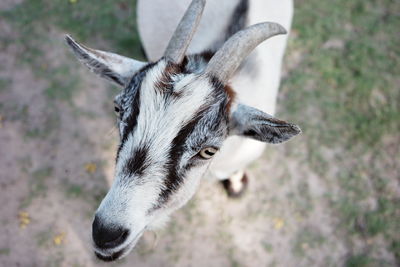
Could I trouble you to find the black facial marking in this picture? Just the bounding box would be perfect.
[123,146,150,178]
[209,76,226,97]
[154,105,211,209]
[116,63,156,161]
[152,94,230,210]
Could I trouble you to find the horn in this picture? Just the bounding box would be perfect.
[163,0,206,63]
[203,22,287,83]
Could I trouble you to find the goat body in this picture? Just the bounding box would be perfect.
[138,0,294,178]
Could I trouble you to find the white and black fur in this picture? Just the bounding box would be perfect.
[65,0,299,262]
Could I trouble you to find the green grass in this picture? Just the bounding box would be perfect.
[44,65,79,103]
[24,108,60,139]
[281,0,400,263]
[292,228,325,257]
[20,167,53,208]
[64,183,84,198]
[36,230,53,248]
[1,0,144,60]
[262,241,274,253]
[0,78,11,92]
[1,0,144,104]
[345,254,375,267]
[0,248,10,256]
[284,0,399,149]
[46,251,65,267]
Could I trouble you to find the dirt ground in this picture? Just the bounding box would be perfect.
[0,0,399,267]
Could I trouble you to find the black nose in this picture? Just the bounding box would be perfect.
[92,215,129,249]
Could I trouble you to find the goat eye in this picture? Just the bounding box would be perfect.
[199,147,218,159]
[114,105,121,116]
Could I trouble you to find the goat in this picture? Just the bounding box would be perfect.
[65,0,299,261]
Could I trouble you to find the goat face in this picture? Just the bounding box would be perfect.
[91,58,232,260]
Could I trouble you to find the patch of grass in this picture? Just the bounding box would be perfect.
[285,181,314,217]
[32,167,53,191]
[36,230,53,248]
[1,0,145,104]
[64,183,84,198]
[61,180,108,214]
[292,228,325,257]
[262,241,274,253]
[1,104,28,123]
[226,246,241,267]
[24,110,60,140]
[0,248,10,256]
[18,156,33,174]
[20,166,53,208]
[181,197,204,226]
[364,198,398,237]
[345,254,377,267]
[282,0,400,263]
[335,198,362,232]
[1,0,144,60]
[333,176,399,263]
[46,251,65,267]
[44,65,79,103]
[284,0,399,148]
[391,240,400,263]
[0,78,12,92]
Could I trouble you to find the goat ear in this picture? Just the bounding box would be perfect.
[65,35,147,87]
[229,104,301,144]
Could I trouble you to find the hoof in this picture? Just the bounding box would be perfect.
[221,172,248,198]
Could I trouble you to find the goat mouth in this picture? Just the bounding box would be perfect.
[94,230,144,262]
[95,248,125,262]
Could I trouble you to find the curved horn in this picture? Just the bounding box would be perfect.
[203,22,287,83]
[163,0,206,63]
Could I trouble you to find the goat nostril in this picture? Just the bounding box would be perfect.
[92,216,129,249]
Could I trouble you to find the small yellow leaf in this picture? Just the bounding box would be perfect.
[273,218,284,230]
[69,0,78,4]
[19,211,29,217]
[18,211,31,229]
[20,217,30,224]
[53,232,66,245]
[85,163,97,174]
